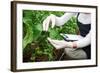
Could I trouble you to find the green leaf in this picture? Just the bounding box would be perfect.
[23,10,33,19]
[49,28,63,40]
[23,23,33,49]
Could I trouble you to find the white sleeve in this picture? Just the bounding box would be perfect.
[55,13,77,26]
[75,30,91,48]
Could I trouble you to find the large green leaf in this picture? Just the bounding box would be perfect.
[23,23,33,49]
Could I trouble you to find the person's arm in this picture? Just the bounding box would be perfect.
[55,13,77,26]
[73,30,91,48]
[47,30,91,49]
[43,12,77,31]
[67,31,91,48]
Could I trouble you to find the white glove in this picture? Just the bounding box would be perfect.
[47,38,73,49]
[43,14,57,31]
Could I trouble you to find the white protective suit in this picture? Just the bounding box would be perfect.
[43,13,91,59]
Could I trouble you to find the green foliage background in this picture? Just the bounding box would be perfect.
[23,10,78,62]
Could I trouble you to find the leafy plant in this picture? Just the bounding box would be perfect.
[23,10,78,62]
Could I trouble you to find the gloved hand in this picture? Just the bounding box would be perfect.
[47,38,73,49]
[43,14,57,31]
